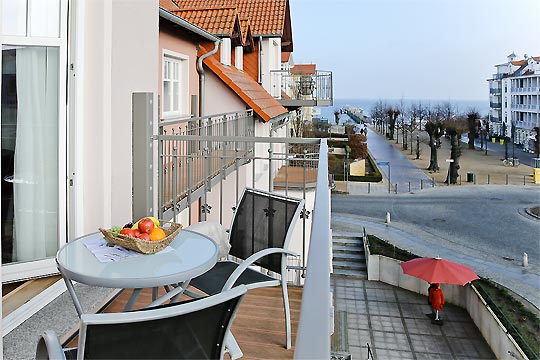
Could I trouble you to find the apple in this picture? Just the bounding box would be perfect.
[138,217,155,234]
[120,228,136,237]
[137,232,150,241]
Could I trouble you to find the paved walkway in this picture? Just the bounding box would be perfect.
[331,277,495,360]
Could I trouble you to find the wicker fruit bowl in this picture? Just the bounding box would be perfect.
[99,221,182,254]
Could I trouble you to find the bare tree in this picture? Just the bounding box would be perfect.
[466,109,480,150]
[370,100,386,132]
[425,118,444,172]
[386,107,399,140]
[443,116,468,184]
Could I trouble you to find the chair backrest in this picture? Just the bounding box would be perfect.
[229,188,304,273]
[77,286,247,360]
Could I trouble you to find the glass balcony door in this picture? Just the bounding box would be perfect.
[1,0,67,282]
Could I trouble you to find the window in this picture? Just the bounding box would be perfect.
[162,52,187,117]
[2,0,60,37]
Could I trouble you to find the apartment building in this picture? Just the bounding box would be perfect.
[488,53,540,150]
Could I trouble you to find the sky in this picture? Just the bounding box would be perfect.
[289,0,540,102]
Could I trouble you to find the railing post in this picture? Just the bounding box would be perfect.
[187,154,192,225]
[268,147,273,192]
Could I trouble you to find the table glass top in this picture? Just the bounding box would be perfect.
[56,229,218,288]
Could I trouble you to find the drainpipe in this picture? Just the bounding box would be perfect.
[197,40,220,117]
[258,36,263,85]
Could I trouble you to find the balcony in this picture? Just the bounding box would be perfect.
[489,102,502,108]
[270,70,333,108]
[489,88,501,94]
[155,110,332,356]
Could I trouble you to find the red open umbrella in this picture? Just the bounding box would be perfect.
[400,257,479,286]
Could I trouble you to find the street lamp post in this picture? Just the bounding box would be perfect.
[416,134,420,159]
[511,121,515,166]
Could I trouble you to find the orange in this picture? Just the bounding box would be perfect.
[149,227,166,241]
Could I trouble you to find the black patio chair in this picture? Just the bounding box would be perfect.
[35,285,247,360]
[189,188,304,351]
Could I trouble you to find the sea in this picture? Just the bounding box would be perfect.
[316,98,490,122]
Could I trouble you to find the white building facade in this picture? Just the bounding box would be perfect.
[488,53,540,150]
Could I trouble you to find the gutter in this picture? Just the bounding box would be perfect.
[258,36,263,84]
[159,9,218,42]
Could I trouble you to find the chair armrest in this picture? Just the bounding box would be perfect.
[222,248,298,291]
[35,330,67,360]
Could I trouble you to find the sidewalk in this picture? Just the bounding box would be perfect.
[373,126,538,187]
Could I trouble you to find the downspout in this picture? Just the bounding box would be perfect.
[197,40,220,117]
[258,36,263,84]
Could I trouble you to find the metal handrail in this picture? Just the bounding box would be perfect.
[294,139,331,358]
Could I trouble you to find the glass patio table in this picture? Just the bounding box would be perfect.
[56,229,218,316]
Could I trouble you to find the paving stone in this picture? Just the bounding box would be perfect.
[346,328,371,347]
[372,330,411,351]
[375,348,415,359]
[403,317,443,336]
[346,313,370,329]
[398,302,432,319]
[415,352,458,359]
[410,334,452,354]
[447,337,495,358]
[367,300,400,316]
[370,314,405,333]
[442,319,482,338]
[365,288,396,301]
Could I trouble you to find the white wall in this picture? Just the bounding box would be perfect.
[260,37,281,94]
[71,0,158,237]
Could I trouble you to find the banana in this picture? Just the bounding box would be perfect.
[132,216,160,229]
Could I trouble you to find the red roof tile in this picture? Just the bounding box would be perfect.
[159,0,179,11]
[171,7,239,37]
[173,0,288,36]
[291,64,316,75]
[200,44,288,122]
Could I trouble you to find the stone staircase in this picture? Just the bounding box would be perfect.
[332,233,367,278]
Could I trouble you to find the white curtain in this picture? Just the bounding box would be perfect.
[13,47,58,262]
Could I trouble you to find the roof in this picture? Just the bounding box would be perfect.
[171,7,240,38]
[172,0,289,36]
[281,52,291,63]
[199,44,288,122]
[159,0,179,11]
[291,64,316,75]
[511,60,527,66]
[239,17,253,48]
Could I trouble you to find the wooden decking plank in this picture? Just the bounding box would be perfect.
[66,284,302,359]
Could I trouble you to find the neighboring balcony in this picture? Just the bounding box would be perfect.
[270,70,333,108]
[490,102,502,108]
[489,88,501,94]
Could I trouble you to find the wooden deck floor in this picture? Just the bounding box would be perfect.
[67,285,303,359]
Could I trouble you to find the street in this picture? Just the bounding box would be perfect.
[331,185,540,307]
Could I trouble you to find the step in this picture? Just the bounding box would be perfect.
[333,245,363,254]
[332,234,363,240]
[333,252,365,262]
[333,260,366,271]
[332,238,363,247]
[331,269,367,279]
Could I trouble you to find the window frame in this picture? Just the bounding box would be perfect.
[161,49,189,119]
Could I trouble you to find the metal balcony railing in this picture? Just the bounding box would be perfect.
[154,121,332,355]
[270,69,333,107]
[490,88,502,94]
[490,102,502,108]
